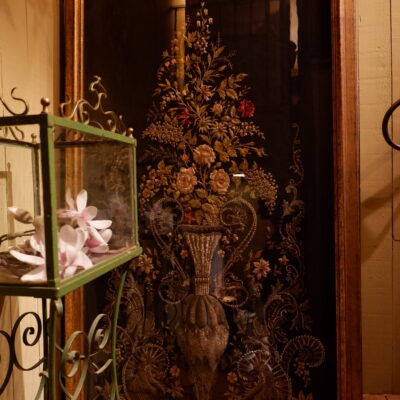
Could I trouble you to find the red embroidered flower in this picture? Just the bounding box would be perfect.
[183,206,196,224]
[238,99,255,118]
[178,108,192,128]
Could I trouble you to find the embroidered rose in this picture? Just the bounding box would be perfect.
[212,102,223,116]
[238,99,255,118]
[193,144,216,167]
[176,167,198,194]
[210,169,230,194]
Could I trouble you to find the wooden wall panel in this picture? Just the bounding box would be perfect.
[0,0,59,399]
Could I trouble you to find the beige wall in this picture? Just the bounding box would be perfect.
[0,0,59,398]
[359,0,400,394]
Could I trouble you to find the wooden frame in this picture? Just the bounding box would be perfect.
[332,0,362,398]
[62,0,363,398]
[61,1,85,398]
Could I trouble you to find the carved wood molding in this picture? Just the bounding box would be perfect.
[331,0,362,398]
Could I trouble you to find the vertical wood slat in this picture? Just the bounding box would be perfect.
[62,1,85,399]
[391,1,400,392]
[331,0,363,399]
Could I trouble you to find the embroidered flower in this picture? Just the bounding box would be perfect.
[137,254,154,275]
[193,144,216,167]
[196,84,213,101]
[212,102,223,116]
[227,372,238,384]
[252,258,271,280]
[169,365,181,377]
[238,99,255,118]
[210,169,230,194]
[176,167,198,194]
[178,108,192,128]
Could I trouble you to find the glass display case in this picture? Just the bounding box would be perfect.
[0,88,141,298]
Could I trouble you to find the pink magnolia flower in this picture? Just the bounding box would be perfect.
[58,225,93,279]
[85,226,112,254]
[57,189,112,230]
[10,235,47,282]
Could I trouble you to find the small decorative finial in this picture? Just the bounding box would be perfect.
[127,127,134,137]
[40,98,51,114]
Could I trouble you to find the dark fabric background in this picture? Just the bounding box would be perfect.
[83,1,335,398]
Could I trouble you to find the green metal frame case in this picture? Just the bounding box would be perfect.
[0,113,142,298]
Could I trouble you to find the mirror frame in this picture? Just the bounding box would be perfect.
[62,0,362,398]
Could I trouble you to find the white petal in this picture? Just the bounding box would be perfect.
[90,244,109,254]
[33,216,44,232]
[30,236,45,256]
[8,207,33,224]
[82,206,97,221]
[21,265,47,282]
[100,229,112,243]
[10,250,45,266]
[62,265,78,279]
[65,188,75,210]
[57,209,77,219]
[76,190,88,212]
[59,225,77,247]
[75,251,93,269]
[89,219,112,229]
[77,219,88,230]
[86,226,104,246]
[74,229,88,251]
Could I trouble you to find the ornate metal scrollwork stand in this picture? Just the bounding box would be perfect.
[0,267,128,399]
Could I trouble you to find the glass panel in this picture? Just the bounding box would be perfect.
[84,0,335,398]
[0,124,45,284]
[53,126,135,281]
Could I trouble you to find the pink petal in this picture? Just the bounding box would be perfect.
[10,250,45,266]
[86,227,104,247]
[81,206,97,221]
[65,188,75,210]
[20,265,47,282]
[76,190,88,212]
[89,219,112,229]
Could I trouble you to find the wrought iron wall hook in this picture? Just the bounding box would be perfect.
[382,98,400,150]
[0,87,29,116]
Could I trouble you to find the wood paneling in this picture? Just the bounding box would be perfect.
[0,0,60,398]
